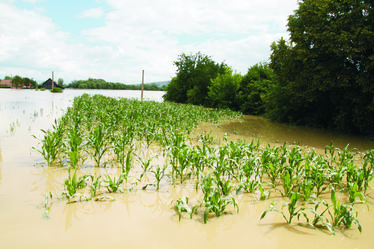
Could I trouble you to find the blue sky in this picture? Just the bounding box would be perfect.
[0,0,299,84]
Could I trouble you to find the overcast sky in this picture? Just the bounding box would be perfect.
[0,0,299,84]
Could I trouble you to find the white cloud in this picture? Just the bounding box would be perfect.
[0,0,299,83]
[78,7,104,19]
[82,0,298,78]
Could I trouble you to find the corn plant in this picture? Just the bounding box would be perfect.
[175,197,197,221]
[328,187,362,233]
[281,170,298,197]
[32,120,64,166]
[258,183,269,200]
[261,191,305,224]
[299,179,314,201]
[111,125,135,169]
[90,175,103,199]
[299,199,334,234]
[347,182,365,203]
[66,127,85,168]
[104,173,126,193]
[214,171,232,196]
[151,165,167,190]
[88,124,108,167]
[42,192,53,219]
[62,167,91,202]
[196,173,239,223]
[201,190,239,224]
[137,154,157,181]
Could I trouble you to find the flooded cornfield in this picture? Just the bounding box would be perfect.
[1,89,373,249]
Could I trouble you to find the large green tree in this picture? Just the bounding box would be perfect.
[208,66,242,109]
[270,0,374,135]
[237,63,275,116]
[11,75,22,88]
[163,52,226,106]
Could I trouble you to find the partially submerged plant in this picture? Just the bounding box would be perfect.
[42,192,53,219]
[104,173,127,193]
[62,167,91,202]
[261,191,304,224]
[175,197,197,221]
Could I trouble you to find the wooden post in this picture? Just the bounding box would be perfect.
[141,70,145,100]
[52,71,54,89]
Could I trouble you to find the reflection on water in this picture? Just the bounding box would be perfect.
[0,89,374,249]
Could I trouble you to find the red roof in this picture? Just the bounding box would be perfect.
[0,80,11,86]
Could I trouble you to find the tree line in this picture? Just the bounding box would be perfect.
[66,78,166,91]
[1,75,38,88]
[164,0,374,137]
[1,76,166,91]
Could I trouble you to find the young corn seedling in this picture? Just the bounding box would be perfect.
[111,126,134,169]
[66,128,85,168]
[137,154,157,181]
[42,192,53,219]
[214,171,232,196]
[299,179,315,201]
[258,183,271,200]
[202,190,239,224]
[88,124,108,167]
[151,165,167,191]
[175,197,197,221]
[328,187,362,233]
[105,172,127,193]
[197,174,239,223]
[62,167,91,202]
[89,174,103,199]
[237,178,260,194]
[281,170,297,197]
[265,161,282,189]
[261,191,305,224]
[347,182,365,204]
[299,199,334,235]
[32,121,64,166]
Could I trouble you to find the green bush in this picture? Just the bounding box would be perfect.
[50,87,63,93]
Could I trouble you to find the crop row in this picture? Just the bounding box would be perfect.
[34,94,374,235]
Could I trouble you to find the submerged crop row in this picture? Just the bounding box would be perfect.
[34,94,374,235]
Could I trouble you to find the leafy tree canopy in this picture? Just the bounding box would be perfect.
[163,52,227,106]
[237,63,274,115]
[208,66,242,109]
[270,0,374,135]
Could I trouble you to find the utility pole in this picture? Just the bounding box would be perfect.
[52,71,54,89]
[141,70,144,100]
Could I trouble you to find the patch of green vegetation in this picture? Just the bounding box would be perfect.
[34,94,373,235]
[50,87,63,93]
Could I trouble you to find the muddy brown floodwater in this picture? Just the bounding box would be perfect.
[0,89,373,249]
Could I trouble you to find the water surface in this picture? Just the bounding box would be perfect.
[0,89,373,249]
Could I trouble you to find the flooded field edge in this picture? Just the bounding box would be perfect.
[0,89,373,249]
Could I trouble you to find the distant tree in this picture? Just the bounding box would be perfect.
[163,52,227,106]
[23,77,31,88]
[29,79,38,88]
[4,76,11,80]
[11,75,22,88]
[57,78,64,86]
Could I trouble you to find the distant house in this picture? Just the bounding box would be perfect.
[0,79,11,88]
[40,78,64,89]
